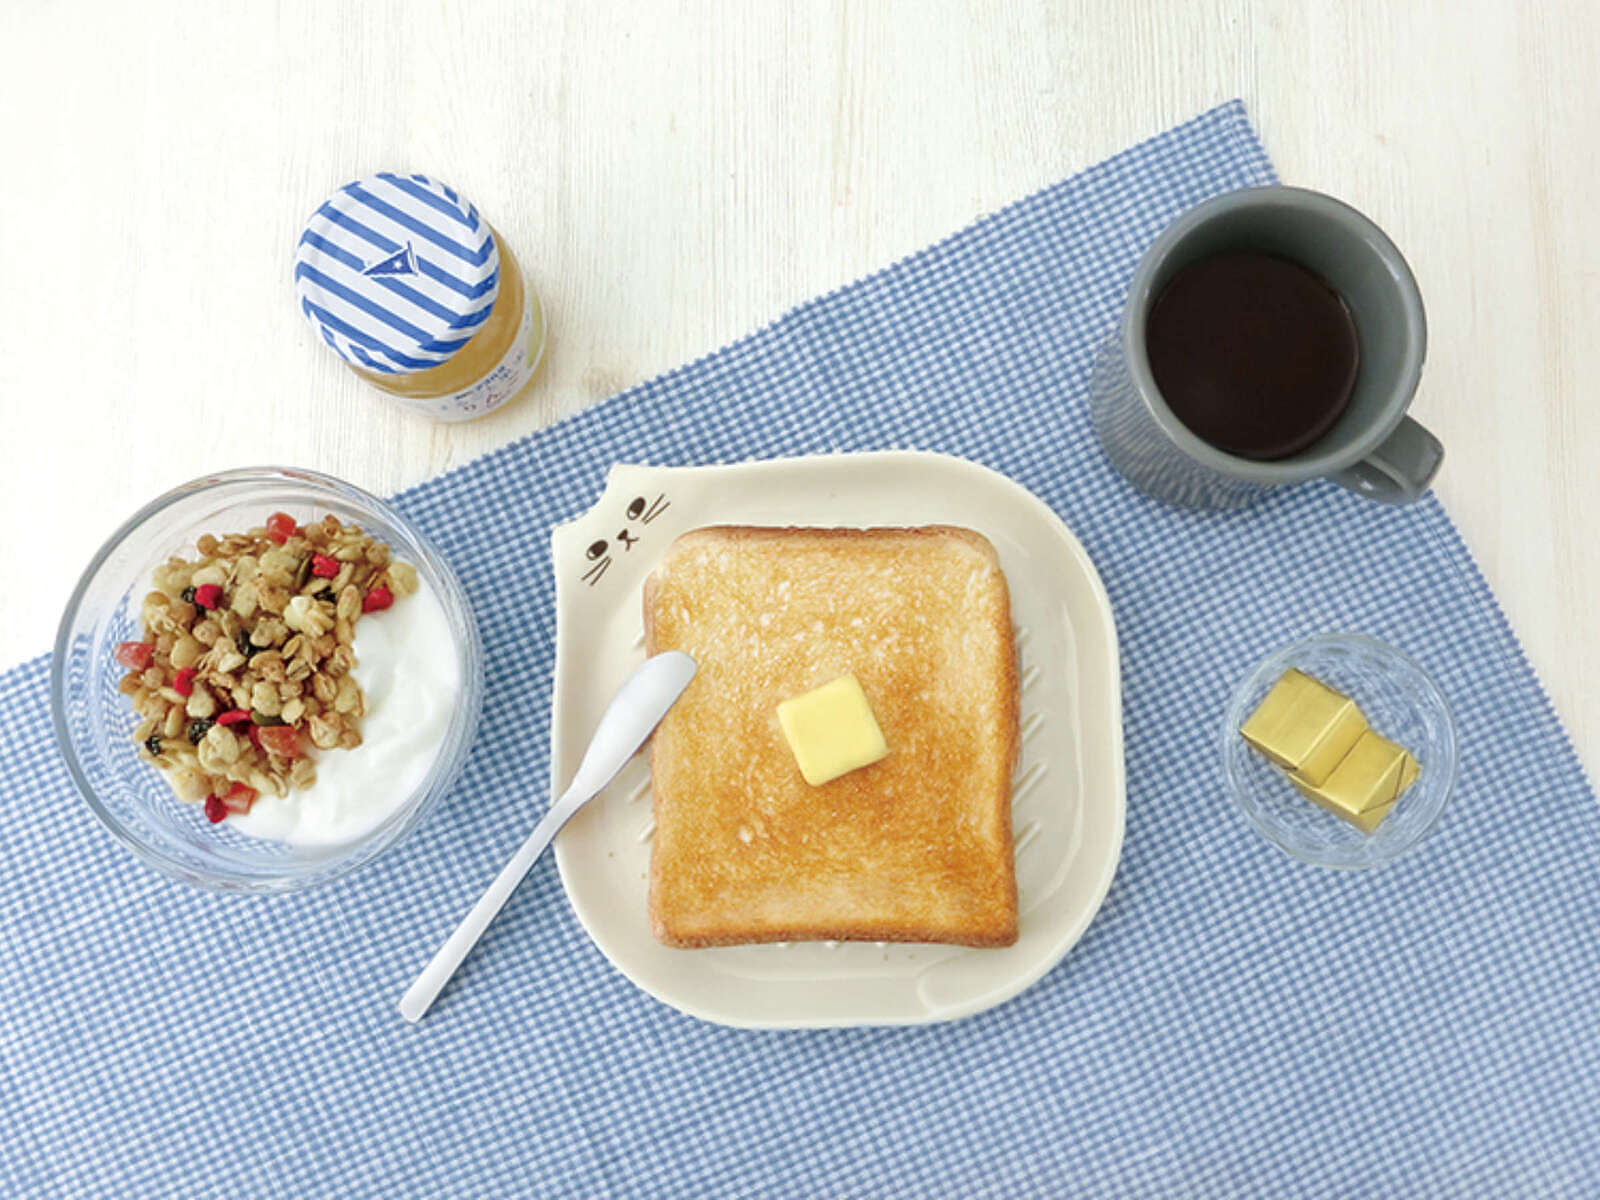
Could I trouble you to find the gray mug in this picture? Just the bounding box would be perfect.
[1088,186,1441,508]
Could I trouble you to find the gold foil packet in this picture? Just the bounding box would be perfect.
[1292,730,1421,833]
[1241,669,1423,835]
[1240,668,1367,787]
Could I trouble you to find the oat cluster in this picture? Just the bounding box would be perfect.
[118,512,416,817]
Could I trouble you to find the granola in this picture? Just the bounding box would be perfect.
[116,511,419,823]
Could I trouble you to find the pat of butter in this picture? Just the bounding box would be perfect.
[1292,730,1422,833]
[777,674,889,786]
[1240,668,1368,787]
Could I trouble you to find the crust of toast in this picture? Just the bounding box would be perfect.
[643,525,1019,949]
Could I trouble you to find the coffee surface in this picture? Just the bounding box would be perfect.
[1145,251,1360,461]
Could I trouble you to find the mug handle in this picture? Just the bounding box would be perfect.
[1330,417,1444,505]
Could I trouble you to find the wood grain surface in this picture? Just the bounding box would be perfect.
[3,1,1596,770]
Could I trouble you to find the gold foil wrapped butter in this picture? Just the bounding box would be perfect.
[1291,730,1421,834]
[1240,668,1367,787]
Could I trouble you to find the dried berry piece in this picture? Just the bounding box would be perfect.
[114,641,154,671]
[257,725,302,759]
[181,586,197,604]
[265,512,298,544]
[313,587,336,604]
[311,553,339,579]
[362,585,393,613]
[219,782,258,814]
[193,583,223,610]
[186,718,215,745]
[234,629,263,660]
[203,794,227,824]
[173,668,196,697]
[215,709,251,727]
[143,735,162,756]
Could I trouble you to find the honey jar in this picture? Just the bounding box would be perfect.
[293,173,546,421]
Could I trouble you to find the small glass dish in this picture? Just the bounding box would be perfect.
[1222,632,1457,869]
[51,467,484,893]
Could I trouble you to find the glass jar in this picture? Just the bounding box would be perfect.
[294,173,546,422]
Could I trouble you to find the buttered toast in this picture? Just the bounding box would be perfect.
[644,525,1019,948]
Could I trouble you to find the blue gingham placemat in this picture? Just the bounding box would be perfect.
[4,102,1598,1198]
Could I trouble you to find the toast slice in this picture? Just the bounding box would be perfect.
[644,525,1019,948]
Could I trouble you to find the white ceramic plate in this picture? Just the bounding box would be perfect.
[549,451,1124,1028]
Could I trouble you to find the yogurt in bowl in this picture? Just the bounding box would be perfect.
[52,467,483,893]
[229,575,462,846]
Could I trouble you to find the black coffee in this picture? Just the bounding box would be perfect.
[1144,251,1359,461]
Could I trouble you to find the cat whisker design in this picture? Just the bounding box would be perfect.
[581,492,670,585]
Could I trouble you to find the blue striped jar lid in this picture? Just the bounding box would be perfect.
[294,173,500,375]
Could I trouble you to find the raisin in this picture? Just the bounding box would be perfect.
[144,735,162,756]
[313,587,336,604]
[181,586,196,604]
[186,718,215,745]
[235,630,262,659]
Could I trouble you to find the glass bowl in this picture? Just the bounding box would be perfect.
[51,467,483,892]
[1222,633,1457,869]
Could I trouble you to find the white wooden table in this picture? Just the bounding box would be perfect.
[4,2,1596,771]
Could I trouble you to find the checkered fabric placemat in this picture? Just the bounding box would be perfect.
[4,103,1598,1197]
